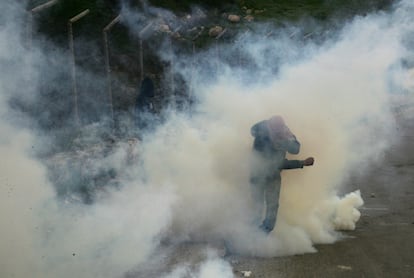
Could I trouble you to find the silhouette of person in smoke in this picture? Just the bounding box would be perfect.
[250,115,314,233]
[135,76,156,135]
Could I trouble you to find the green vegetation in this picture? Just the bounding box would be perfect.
[25,0,395,134]
[27,0,394,48]
[28,1,395,32]
[237,0,393,20]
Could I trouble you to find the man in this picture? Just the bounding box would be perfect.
[135,76,156,133]
[250,115,314,233]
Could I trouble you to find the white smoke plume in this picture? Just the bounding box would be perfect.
[1,0,414,278]
[1,2,175,278]
[121,0,414,258]
[161,249,234,278]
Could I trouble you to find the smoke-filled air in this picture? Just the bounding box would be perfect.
[1,0,414,277]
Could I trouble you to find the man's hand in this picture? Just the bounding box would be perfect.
[303,157,314,166]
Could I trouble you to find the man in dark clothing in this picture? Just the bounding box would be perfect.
[135,77,156,133]
[250,115,314,233]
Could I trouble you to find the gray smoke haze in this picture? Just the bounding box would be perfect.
[1,0,414,277]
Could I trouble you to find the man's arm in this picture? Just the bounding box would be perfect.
[282,157,314,169]
[282,159,304,169]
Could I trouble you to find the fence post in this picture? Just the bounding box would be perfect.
[139,39,144,82]
[189,30,202,108]
[138,22,154,83]
[103,14,121,126]
[27,0,59,49]
[68,9,89,126]
[215,28,226,72]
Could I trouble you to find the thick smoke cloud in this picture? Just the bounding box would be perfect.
[120,0,413,257]
[1,2,174,278]
[1,1,414,278]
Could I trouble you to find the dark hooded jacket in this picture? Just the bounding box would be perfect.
[250,120,304,183]
[135,77,156,131]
